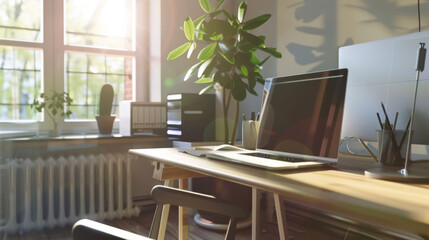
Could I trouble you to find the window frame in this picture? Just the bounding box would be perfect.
[0,0,149,135]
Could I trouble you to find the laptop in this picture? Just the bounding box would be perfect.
[207,69,348,170]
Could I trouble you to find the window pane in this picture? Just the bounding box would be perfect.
[65,52,132,120]
[65,0,134,50]
[0,46,42,120]
[0,0,42,42]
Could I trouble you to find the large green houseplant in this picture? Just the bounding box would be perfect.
[168,0,281,144]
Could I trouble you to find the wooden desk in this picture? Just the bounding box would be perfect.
[129,148,429,239]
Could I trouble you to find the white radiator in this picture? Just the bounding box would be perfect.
[0,153,141,234]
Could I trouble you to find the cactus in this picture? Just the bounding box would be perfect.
[99,84,114,116]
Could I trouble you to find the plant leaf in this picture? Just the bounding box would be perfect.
[198,42,217,61]
[214,71,231,88]
[218,42,230,52]
[205,19,236,38]
[214,0,224,10]
[231,76,247,101]
[199,0,211,13]
[240,65,248,77]
[184,62,203,81]
[247,71,256,89]
[199,84,214,95]
[238,0,247,23]
[240,31,264,47]
[210,33,222,41]
[195,77,214,83]
[187,42,196,58]
[198,57,214,78]
[259,55,270,66]
[222,9,235,23]
[167,42,192,60]
[258,46,282,58]
[242,14,271,30]
[248,87,258,96]
[250,52,261,65]
[255,72,265,84]
[218,49,235,64]
[209,10,223,18]
[184,17,195,41]
[194,15,206,31]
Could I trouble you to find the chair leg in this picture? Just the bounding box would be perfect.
[274,193,288,240]
[156,180,174,239]
[149,204,163,239]
[178,178,189,240]
[251,188,261,240]
[225,217,238,240]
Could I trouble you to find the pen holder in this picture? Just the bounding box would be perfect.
[242,120,259,150]
[377,130,407,166]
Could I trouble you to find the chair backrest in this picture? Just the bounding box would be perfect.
[73,219,150,240]
[73,185,250,240]
[149,185,250,240]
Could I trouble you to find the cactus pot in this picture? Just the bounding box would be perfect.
[96,116,115,134]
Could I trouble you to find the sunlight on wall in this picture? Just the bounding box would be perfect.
[277,0,429,76]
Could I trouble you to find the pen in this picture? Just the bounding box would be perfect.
[376,112,384,130]
[398,117,411,150]
[381,102,392,129]
[393,112,399,130]
[381,102,401,163]
[358,138,379,163]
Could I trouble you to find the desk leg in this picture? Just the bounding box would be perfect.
[178,178,189,240]
[251,188,261,240]
[158,180,174,240]
[273,193,288,240]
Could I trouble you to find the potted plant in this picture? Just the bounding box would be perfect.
[96,84,115,134]
[167,0,281,226]
[167,0,281,144]
[31,90,73,137]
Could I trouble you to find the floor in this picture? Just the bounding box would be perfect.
[1,192,355,240]
[1,194,284,240]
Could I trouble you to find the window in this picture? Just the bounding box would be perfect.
[0,0,148,133]
[0,46,42,120]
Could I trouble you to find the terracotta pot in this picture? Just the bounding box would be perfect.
[96,116,115,134]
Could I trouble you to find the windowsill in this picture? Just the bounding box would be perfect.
[1,133,172,160]
[0,130,38,139]
[1,132,167,142]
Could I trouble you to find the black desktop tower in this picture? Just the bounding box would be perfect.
[167,93,215,141]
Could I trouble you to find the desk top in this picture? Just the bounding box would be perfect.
[129,148,429,238]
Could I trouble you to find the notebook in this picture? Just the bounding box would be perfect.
[207,69,348,170]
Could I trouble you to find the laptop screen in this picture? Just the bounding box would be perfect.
[257,69,348,159]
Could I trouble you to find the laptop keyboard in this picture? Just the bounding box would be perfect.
[241,152,308,163]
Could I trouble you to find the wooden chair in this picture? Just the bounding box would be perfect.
[72,185,250,240]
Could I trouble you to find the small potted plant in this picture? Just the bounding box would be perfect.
[31,90,73,137]
[96,84,115,134]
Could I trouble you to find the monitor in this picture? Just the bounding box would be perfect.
[339,30,429,144]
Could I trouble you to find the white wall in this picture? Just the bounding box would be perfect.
[277,0,429,75]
